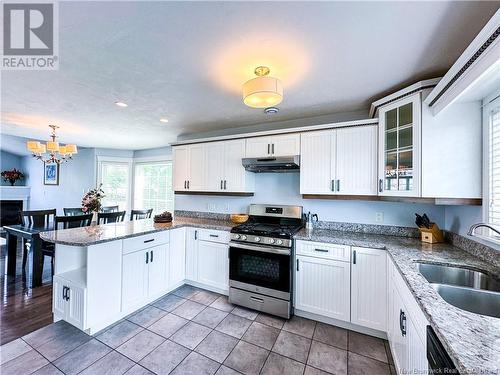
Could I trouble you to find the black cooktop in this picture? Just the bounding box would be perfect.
[231,218,304,239]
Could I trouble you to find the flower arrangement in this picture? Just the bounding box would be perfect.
[81,184,105,213]
[1,169,25,186]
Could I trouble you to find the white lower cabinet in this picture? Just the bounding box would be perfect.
[53,276,86,330]
[197,239,229,291]
[169,228,186,287]
[387,257,428,375]
[295,255,350,322]
[121,244,168,312]
[351,247,387,331]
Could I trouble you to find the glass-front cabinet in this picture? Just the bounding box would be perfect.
[378,94,421,196]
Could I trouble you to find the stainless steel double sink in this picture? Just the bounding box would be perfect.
[417,262,500,318]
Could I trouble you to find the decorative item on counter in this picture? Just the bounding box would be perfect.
[304,211,318,229]
[82,184,105,223]
[1,168,24,186]
[154,211,172,223]
[415,213,444,243]
[230,214,249,224]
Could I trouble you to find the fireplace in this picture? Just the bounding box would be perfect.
[0,200,23,227]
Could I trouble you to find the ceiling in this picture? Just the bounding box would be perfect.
[1,1,498,150]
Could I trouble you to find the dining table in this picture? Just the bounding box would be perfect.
[3,223,54,287]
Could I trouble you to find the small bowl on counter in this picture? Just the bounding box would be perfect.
[230,214,249,224]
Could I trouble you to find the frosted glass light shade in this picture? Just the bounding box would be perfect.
[27,141,41,151]
[37,144,47,154]
[46,141,59,152]
[243,76,283,108]
[65,144,77,154]
[59,146,67,155]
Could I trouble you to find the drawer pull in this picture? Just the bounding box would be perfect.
[250,296,264,303]
[144,239,155,243]
[314,248,329,253]
[209,234,219,238]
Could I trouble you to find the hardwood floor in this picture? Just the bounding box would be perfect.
[0,239,53,345]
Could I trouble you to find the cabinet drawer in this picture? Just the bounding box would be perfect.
[296,240,350,262]
[123,231,170,254]
[195,229,229,243]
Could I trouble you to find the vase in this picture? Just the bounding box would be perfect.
[9,179,16,186]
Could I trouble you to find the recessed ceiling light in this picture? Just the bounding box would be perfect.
[115,101,128,107]
[159,118,169,123]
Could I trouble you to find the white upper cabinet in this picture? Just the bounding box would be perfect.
[173,140,254,193]
[300,130,334,194]
[245,134,300,158]
[378,94,421,197]
[300,125,377,195]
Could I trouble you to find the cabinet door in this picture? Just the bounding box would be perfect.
[169,228,186,287]
[53,277,67,318]
[148,244,168,297]
[335,126,377,195]
[185,228,198,282]
[295,255,350,322]
[406,317,428,374]
[245,136,272,158]
[205,142,225,191]
[122,250,149,311]
[188,144,205,191]
[390,284,407,374]
[351,247,387,331]
[271,134,300,156]
[197,240,229,291]
[173,146,189,191]
[66,283,86,329]
[300,130,334,194]
[224,139,248,192]
[378,94,421,197]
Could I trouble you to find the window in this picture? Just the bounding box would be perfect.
[97,158,132,212]
[487,103,500,227]
[133,161,173,215]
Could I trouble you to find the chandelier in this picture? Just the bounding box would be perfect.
[26,125,78,164]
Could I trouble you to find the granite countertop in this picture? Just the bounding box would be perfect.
[296,228,500,375]
[40,216,235,246]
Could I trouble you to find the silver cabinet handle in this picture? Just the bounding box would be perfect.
[314,248,329,253]
[353,250,356,264]
[272,143,275,154]
[336,179,340,192]
[224,180,227,190]
[379,179,383,193]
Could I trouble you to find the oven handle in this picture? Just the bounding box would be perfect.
[229,241,291,255]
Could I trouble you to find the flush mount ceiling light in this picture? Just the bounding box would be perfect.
[115,101,128,107]
[243,66,283,108]
[159,118,169,123]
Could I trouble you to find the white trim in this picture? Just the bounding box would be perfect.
[133,155,172,163]
[96,157,133,212]
[170,118,378,146]
[132,159,174,213]
[96,156,134,164]
[426,10,500,114]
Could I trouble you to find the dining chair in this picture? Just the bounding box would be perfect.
[97,211,126,224]
[21,209,56,269]
[40,214,93,277]
[63,207,85,216]
[100,205,119,213]
[130,209,153,221]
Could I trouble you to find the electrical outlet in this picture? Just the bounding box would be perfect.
[375,212,384,223]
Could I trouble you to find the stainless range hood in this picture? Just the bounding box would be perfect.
[242,156,300,173]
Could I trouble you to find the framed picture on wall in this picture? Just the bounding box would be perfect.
[44,163,59,185]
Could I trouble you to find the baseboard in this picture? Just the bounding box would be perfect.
[185,279,229,296]
[294,309,387,340]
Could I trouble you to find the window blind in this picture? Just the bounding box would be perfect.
[489,109,500,225]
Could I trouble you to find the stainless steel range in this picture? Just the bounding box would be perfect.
[228,204,304,319]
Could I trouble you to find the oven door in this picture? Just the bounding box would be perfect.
[229,241,291,296]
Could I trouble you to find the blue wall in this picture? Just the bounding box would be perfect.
[134,146,172,159]
[1,151,24,186]
[175,173,446,228]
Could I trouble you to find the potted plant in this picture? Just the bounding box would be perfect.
[1,169,25,186]
[81,184,105,223]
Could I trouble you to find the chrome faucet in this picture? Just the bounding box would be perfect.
[467,223,500,237]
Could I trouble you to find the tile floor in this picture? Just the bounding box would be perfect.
[0,285,396,375]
